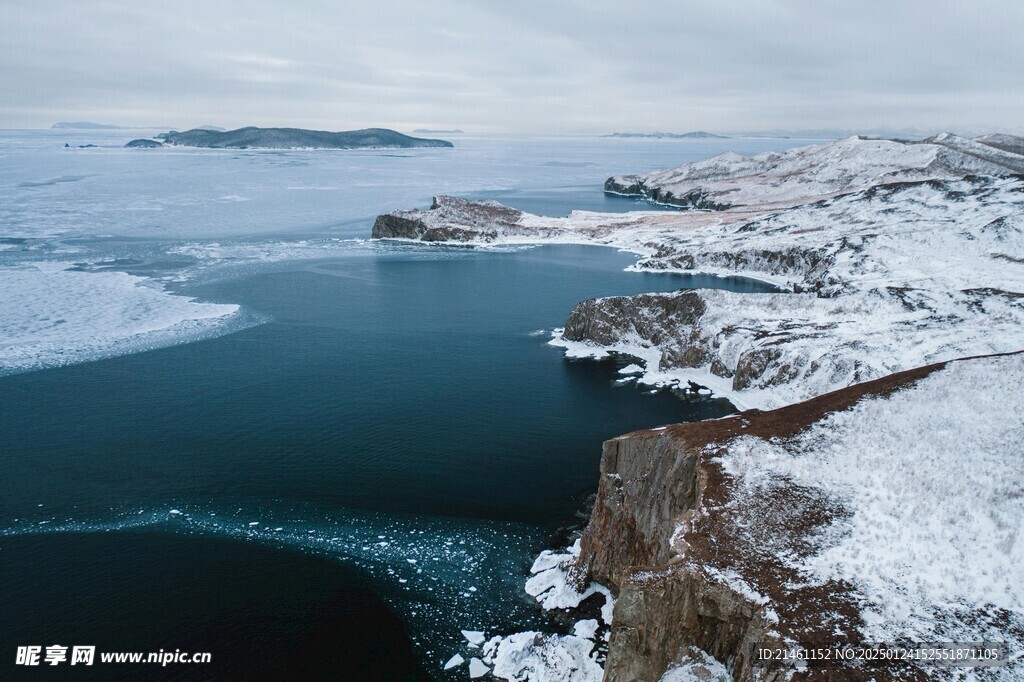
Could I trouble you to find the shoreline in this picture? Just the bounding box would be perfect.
[372,134,1024,679]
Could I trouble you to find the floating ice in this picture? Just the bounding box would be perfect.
[461,630,486,646]
[0,263,242,375]
[572,619,598,639]
[468,657,489,678]
[443,653,464,670]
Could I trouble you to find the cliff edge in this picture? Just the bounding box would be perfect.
[575,352,1024,680]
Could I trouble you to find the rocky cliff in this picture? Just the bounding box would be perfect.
[573,352,1024,680]
[372,195,525,241]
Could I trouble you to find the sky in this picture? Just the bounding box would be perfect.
[2,0,1022,134]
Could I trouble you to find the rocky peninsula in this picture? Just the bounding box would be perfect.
[156,126,453,150]
[374,134,1024,680]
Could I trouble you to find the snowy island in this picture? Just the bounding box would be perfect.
[153,126,454,150]
[373,133,1024,680]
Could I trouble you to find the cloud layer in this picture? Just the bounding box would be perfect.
[2,0,1021,133]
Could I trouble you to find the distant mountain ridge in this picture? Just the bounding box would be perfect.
[413,128,464,134]
[52,121,125,129]
[605,131,728,139]
[156,126,454,149]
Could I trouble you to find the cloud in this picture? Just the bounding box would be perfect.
[1,0,1021,133]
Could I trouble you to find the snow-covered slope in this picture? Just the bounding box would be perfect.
[715,353,1024,650]
[376,171,1024,410]
[556,174,1024,409]
[604,133,1024,209]
[975,133,1024,156]
[573,352,1024,680]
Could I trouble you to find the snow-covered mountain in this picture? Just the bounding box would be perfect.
[605,133,1024,209]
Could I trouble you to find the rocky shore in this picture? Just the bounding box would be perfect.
[373,134,1024,680]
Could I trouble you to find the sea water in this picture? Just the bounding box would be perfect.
[0,130,809,679]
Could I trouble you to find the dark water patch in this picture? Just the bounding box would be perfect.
[0,532,428,681]
[1,245,751,524]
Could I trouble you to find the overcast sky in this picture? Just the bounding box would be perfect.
[2,0,1021,134]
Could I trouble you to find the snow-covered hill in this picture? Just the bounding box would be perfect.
[604,133,1024,209]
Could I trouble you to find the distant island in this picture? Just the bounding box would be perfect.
[125,139,163,148]
[52,121,125,129]
[604,131,728,139]
[152,127,454,149]
[413,128,464,134]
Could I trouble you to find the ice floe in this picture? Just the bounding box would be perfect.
[0,262,243,375]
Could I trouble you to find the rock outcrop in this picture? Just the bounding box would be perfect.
[159,126,453,149]
[372,195,525,241]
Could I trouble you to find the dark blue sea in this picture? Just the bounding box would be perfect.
[0,131,802,679]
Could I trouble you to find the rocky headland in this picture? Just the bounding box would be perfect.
[374,134,1024,680]
[156,126,454,150]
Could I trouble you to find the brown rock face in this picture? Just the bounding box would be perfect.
[563,292,707,353]
[562,292,718,373]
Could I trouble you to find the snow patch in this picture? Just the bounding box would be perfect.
[486,631,603,682]
[659,647,730,682]
[716,354,1024,645]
